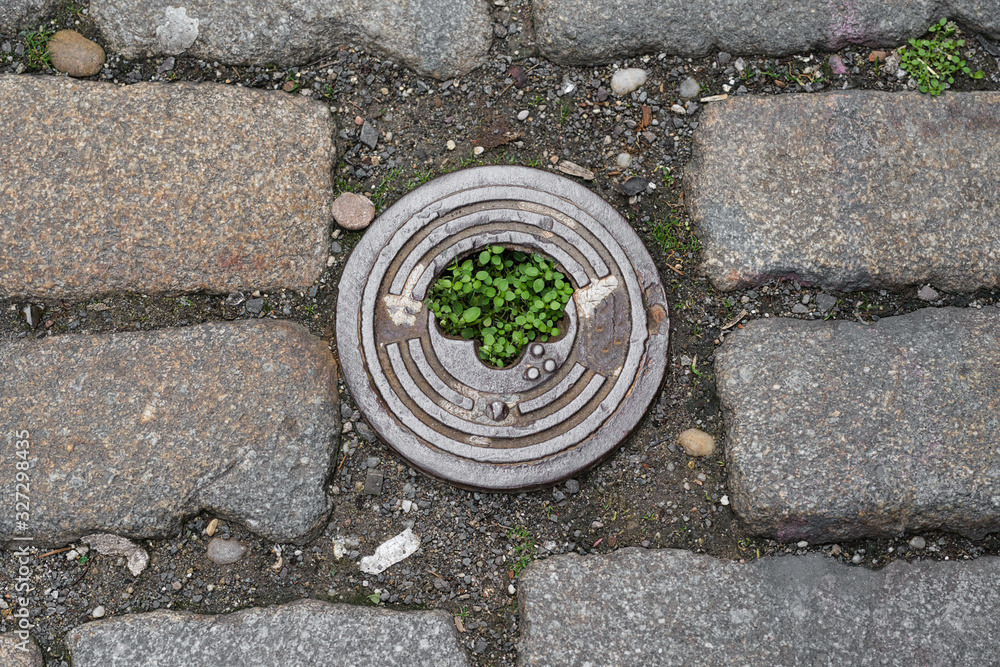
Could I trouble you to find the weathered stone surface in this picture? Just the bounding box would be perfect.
[0,0,57,34]
[67,600,469,666]
[89,0,491,79]
[520,549,1000,667]
[48,29,106,77]
[715,307,1000,543]
[0,321,339,547]
[688,91,1000,292]
[534,0,1000,64]
[0,75,335,300]
[0,633,43,667]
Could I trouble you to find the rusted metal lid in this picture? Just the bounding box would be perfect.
[337,166,669,490]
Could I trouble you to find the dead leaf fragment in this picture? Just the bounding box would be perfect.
[558,160,595,180]
[640,105,652,129]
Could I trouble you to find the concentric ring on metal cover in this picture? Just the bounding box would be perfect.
[337,166,669,490]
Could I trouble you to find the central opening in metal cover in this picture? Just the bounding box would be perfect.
[423,245,575,368]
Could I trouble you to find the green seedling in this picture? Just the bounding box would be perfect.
[899,18,984,95]
[425,247,574,368]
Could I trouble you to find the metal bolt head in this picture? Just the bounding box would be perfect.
[525,367,541,380]
[531,344,544,357]
[543,359,557,372]
[488,401,509,421]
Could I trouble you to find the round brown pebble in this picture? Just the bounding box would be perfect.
[48,30,105,78]
[677,428,716,457]
[332,192,376,231]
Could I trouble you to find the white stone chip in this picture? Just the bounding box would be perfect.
[82,533,149,576]
[360,528,421,574]
[610,68,647,96]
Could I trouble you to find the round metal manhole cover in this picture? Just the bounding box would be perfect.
[337,166,669,490]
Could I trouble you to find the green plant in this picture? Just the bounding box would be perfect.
[509,525,537,577]
[367,591,381,604]
[21,28,54,69]
[899,18,984,95]
[652,217,700,256]
[656,165,675,188]
[558,101,571,125]
[425,247,574,368]
[368,167,403,211]
[406,169,434,189]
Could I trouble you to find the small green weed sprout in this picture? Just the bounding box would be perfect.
[899,18,984,96]
[21,28,54,70]
[508,525,537,577]
[425,247,574,368]
[652,217,700,256]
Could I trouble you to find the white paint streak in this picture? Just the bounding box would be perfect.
[156,7,199,55]
[383,264,424,326]
[574,275,619,318]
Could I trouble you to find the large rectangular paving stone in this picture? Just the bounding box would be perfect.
[0,75,335,300]
[0,0,57,33]
[688,91,1000,292]
[534,0,1000,64]
[90,0,491,79]
[67,600,469,666]
[715,307,1000,543]
[520,548,1000,667]
[0,321,339,547]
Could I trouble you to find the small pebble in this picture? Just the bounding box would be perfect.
[446,140,456,151]
[331,192,376,231]
[616,153,632,169]
[852,553,863,564]
[720,495,729,506]
[679,76,700,99]
[909,536,926,549]
[206,518,219,536]
[677,428,716,457]
[207,537,246,565]
[610,68,647,96]
[92,605,105,619]
[917,285,940,302]
[797,541,808,548]
[517,109,529,121]
[47,30,105,78]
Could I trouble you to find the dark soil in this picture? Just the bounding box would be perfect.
[2,2,1000,666]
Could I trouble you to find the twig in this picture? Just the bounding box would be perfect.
[665,263,684,276]
[39,547,73,559]
[336,452,349,472]
[721,309,749,331]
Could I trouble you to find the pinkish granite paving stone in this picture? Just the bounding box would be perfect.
[688,91,1000,292]
[0,75,336,300]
